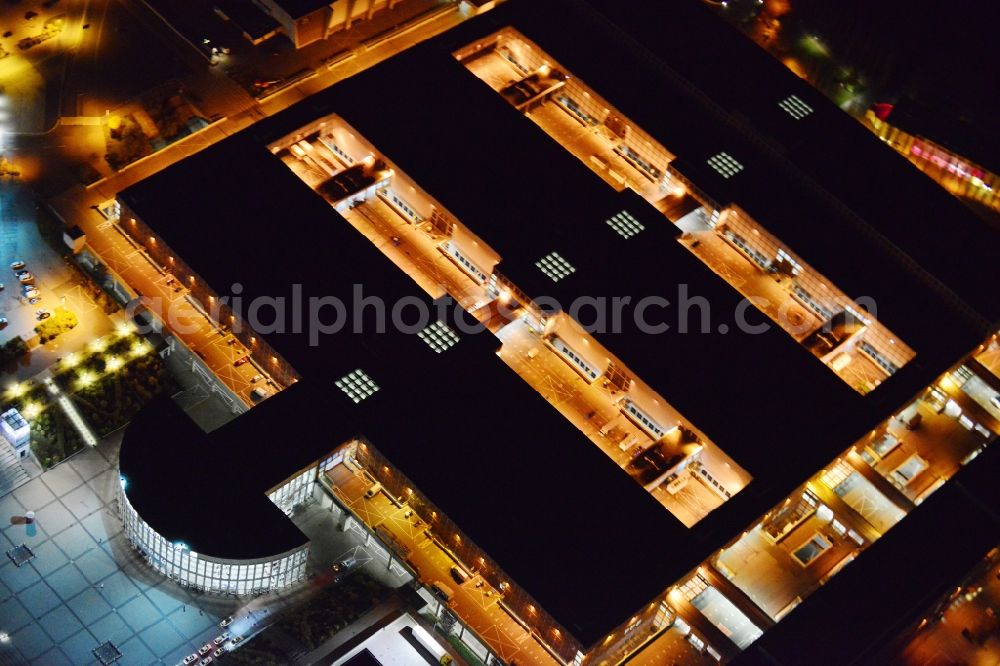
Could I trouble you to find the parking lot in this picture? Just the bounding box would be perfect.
[0,188,115,379]
[0,192,72,343]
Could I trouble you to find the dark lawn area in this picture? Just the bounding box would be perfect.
[280,573,391,650]
[0,334,174,467]
[54,340,176,436]
[227,574,391,665]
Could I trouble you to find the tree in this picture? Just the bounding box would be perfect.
[35,308,79,344]
[0,337,27,366]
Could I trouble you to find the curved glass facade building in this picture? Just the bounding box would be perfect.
[116,477,308,594]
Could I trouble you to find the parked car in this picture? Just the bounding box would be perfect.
[14,270,29,277]
[0,317,7,328]
[0,282,4,290]
[991,394,1000,410]
[28,297,41,305]
[35,309,51,321]
[18,272,34,283]
[229,636,244,646]
[219,616,234,628]
[214,633,230,645]
[9,260,24,270]
[213,648,225,658]
[22,288,39,299]
[199,643,213,655]
[234,356,250,367]
[199,658,213,666]
[183,655,199,665]
[250,374,263,383]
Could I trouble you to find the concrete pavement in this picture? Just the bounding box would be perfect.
[1,433,241,665]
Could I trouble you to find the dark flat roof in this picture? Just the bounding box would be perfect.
[118,0,998,649]
[214,0,279,40]
[277,37,980,520]
[320,38,982,365]
[577,0,1000,324]
[119,129,683,646]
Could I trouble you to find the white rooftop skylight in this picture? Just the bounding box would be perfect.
[707,152,744,179]
[778,94,814,120]
[536,252,576,282]
[606,210,646,239]
[336,369,380,403]
[418,320,460,353]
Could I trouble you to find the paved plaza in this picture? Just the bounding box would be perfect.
[0,432,409,666]
[0,434,238,665]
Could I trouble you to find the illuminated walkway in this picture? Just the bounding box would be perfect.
[323,463,561,666]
